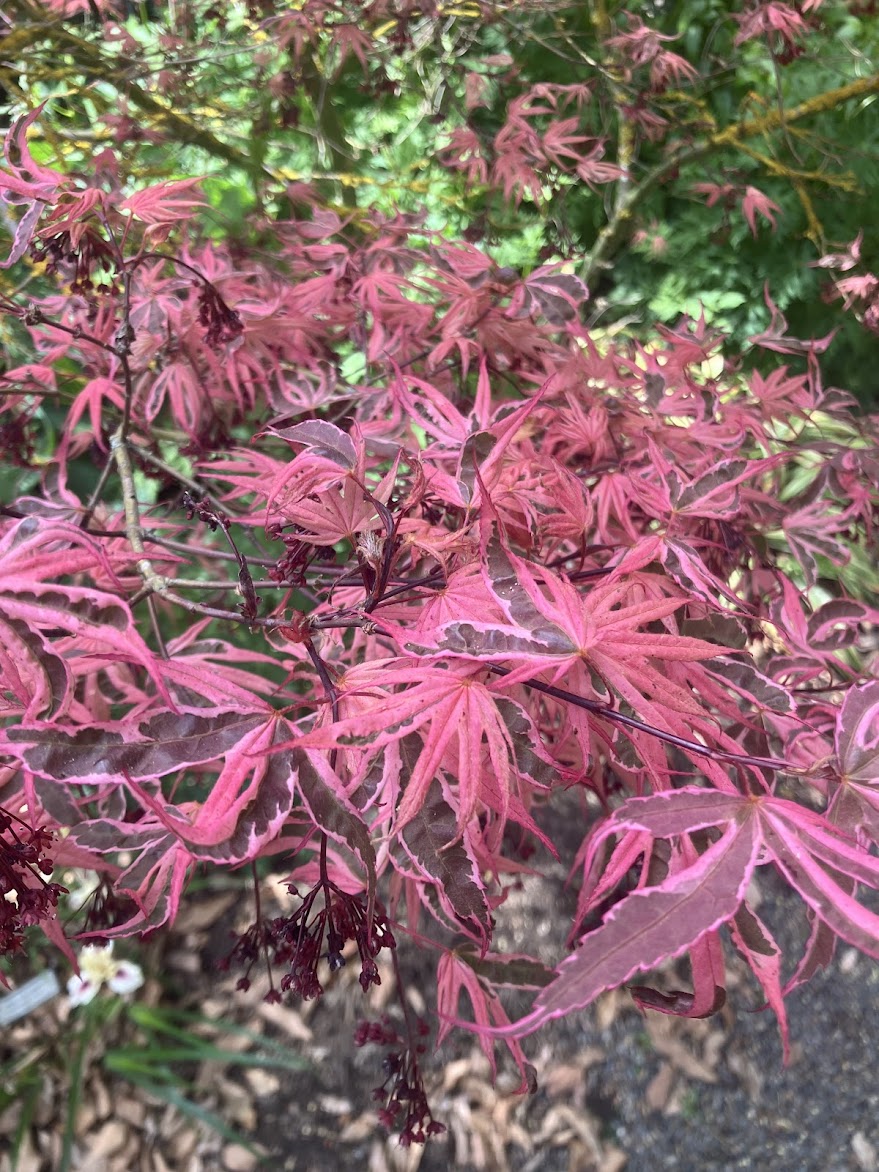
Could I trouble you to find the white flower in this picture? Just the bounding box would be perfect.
[67,942,144,1007]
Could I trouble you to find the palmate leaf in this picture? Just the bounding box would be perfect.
[380,547,771,804]
[667,458,752,519]
[0,613,71,719]
[268,419,357,469]
[63,715,301,933]
[510,815,760,1039]
[0,579,169,706]
[10,708,302,936]
[451,948,555,990]
[729,903,790,1057]
[0,196,44,268]
[384,541,739,783]
[781,479,852,588]
[442,540,724,691]
[8,710,268,784]
[704,655,796,716]
[614,533,746,609]
[0,516,171,707]
[295,658,555,836]
[401,778,492,946]
[469,786,879,1047]
[118,178,206,225]
[294,694,540,939]
[121,718,299,857]
[0,104,61,266]
[436,949,535,1090]
[740,185,781,237]
[835,681,879,786]
[295,749,377,898]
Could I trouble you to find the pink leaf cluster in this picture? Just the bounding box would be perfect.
[0,22,877,1110]
[692,182,782,237]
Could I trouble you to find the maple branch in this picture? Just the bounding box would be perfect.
[145,595,169,660]
[308,615,378,632]
[154,577,299,591]
[110,427,289,630]
[369,571,447,603]
[111,428,188,593]
[142,534,281,568]
[298,54,357,210]
[13,302,120,358]
[590,0,635,214]
[79,451,115,532]
[388,945,427,1076]
[130,444,243,518]
[303,640,342,929]
[582,72,879,285]
[3,12,259,176]
[182,493,261,621]
[731,140,859,192]
[304,640,340,725]
[488,665,796,774]
[96,207,139,443]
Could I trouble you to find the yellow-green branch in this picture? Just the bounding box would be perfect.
[582,73,879,285]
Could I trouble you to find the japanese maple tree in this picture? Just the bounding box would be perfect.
[1,0,879,1147]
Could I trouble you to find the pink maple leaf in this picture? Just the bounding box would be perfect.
[812,231,863,272]
[118,178,206,226]
[749,284,836,354]
[295,658,554,838]
[691,181,736,208]
[0,105,67,267]
[741,185,781,236]
[436,950,539,1091]
[734,2,810,50]
[473,785,879,1058]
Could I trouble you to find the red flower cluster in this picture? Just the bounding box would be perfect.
[355,1016,446,1145]
[221,880,395,1002]
[0,806,66,964]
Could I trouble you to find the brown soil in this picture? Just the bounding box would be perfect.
[3,842,879,1172]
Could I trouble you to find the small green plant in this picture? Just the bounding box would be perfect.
[102,1003,309,1156]
[1,955,308,1172]
[678,1087,702,1122]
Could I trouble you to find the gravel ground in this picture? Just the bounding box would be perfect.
[253,860,879,1172]
[3,846,878,1172]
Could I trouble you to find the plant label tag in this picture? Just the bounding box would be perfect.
[0,970,60,1026]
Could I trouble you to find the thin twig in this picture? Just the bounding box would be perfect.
[145,595,169,659]
[79,452,115,531]
[111,427,279,628]
[487,663,795,774]
[130,442,247,517]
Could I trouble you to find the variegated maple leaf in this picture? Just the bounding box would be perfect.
[294,657,555,836]
[474,781,879,1060]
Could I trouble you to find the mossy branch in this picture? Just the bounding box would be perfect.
[1,10,258,175]
[590,0,636,213]
[582,72,879,286]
